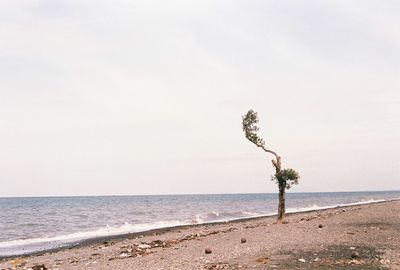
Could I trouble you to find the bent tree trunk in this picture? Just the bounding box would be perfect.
[277,183,285,221]
[272,155,284,222]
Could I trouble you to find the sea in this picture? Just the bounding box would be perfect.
[0,191,399,258]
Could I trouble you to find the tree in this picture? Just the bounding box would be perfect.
[242,109,299,222]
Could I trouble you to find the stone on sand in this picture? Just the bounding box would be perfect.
[138,244,151,249]
[351,251,360,259]
[32,264,48,270]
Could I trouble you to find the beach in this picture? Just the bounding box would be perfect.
[2,0,400,267]
[1,200,399,269]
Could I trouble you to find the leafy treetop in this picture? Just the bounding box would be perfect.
[242,109,265,147]
[242,109,279,161]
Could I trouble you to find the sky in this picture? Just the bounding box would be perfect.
[1,0,399,197]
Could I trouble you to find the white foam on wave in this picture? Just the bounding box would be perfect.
[0,220,184,249]
[186,210,267,224]
[286,198,387,214]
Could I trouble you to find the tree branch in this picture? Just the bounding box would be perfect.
[259,145,279,159]
[258,145,281,172]
[242,109,281,172]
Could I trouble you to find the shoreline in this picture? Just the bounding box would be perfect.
[2,200,400,269]
[1,198,399,260]
[0,198,400,261]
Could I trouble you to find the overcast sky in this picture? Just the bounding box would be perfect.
[1,0,399,197]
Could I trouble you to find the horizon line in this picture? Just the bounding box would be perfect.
[1,189,399,199]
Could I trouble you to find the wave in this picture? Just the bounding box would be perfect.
[0,221,184,249]
[285,198,388,214]
[0,220,186,257]
[186,210,269,224]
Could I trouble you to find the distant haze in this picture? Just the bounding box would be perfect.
[1,0,399,197]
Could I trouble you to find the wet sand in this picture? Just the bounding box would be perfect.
[1,200,400,269]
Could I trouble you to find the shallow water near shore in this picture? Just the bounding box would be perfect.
[0,191,399,257]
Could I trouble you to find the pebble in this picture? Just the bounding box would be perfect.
[351,251,360,259]
[32,265,48,270]
[298,258,306,263]
[241,238,247,243]
[205,248,212,254]
[349,259,361,265]
[318,224,323,228]
[138,244,151,249]
[380,259,391,265]
[119,253,129,258]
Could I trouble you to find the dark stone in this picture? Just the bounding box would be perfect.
[205,248,212,254]
[32,265,47,270]
[153,240,164,245]
[351,251,360,259]
[319,224,323,228]
[241,238,247,243]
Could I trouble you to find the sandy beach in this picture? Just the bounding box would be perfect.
[1,200,399,270]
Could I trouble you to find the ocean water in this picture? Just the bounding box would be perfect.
[0,191,399,258]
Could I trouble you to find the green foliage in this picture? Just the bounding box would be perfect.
[271,168,300,189]
[242,109,265,147]
[242,109,300,192]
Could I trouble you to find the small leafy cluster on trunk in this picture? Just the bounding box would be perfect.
[272,168,300,189]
